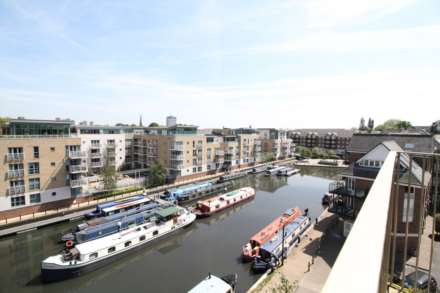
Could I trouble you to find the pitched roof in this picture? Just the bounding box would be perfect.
[348,133,433,153]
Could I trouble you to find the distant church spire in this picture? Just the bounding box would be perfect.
[139,115,143,127]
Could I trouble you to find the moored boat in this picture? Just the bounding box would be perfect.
[276,168,300,176]
[241,207,302,262]
[248,166,267,174]
[251,216,311,273]
[193,187,255,218]
[216,172,247,183]
[85,195,151,219]
[188,273,238,293]
[264,166,287,176]
[41,205,196,282]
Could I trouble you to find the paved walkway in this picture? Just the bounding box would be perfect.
[249,209,345,293]
[0,158,296,235]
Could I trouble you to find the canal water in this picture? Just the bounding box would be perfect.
[0,167,342,293]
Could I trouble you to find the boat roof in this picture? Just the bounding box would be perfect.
[170,182,212,196]
[250,207,300,245]
[188,275,231,293]
[198,187,252,206]
[155,206,179,218]
[76,206,182,255]
[261,216,307,253]
[101,197,151,213]
[97,195,144,210]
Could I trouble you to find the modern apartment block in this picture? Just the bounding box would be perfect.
[72,124,130,172]
[288,129,353,154]
[0,118,83,212]
[258,128,294,160]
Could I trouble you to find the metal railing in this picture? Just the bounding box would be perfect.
[169,144,183,151]
[90,161,103,168]
[170,155,183,161]
[8,185,25,195]
[89,152,102,158]
[7,169,24,179]
[6,153,24,162]
[90,143,101,148]
[69,164,87,173]
[68,151,86,159]
[70,179,87,188]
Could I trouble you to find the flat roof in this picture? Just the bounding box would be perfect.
[9,118,74,125]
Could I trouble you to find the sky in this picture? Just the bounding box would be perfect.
[0,0,439,129]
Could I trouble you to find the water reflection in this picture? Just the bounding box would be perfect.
[0,168,343,293]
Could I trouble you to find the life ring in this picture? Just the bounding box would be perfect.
[66,240,74,247]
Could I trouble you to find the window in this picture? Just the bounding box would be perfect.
[30,193,41,203]
[108,247,116,253]
[28,162,40,175]
[192,167,197,173]
[11,196,25,207]
[153,230,159,236]
[51,162,56,166]
[52,192,56,196]
[29,178,40,190]
[139,235,146,241]
[89,253,98,259]
[50,147,55,152]
[33,146,39,158]
[124,241,132,247]
[402,192,415,223]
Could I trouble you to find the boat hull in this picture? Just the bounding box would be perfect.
[41,218,195,282]
[195,193,255,218]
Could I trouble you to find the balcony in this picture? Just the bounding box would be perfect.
[69,164,88,173]
[8,185,25,195]
[6,153,24,162]
[169,164,183,170]
[89,151,102,158]
[170,144,183,151]
[70,178,87,188]
[90,143,101,149]
[90,161,103,168]
[68,151,86,159]
[7,169,24,179]
[170,155,183,161]
[215,150,224,156]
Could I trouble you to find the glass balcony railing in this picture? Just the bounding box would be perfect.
[6,153,24,162]
[7,169,24,179]
[8,185,25,195]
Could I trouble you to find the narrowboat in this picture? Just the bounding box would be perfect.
[85,195,151,219]
[251,216,311,273]
[193,187,255,218]
[216,172,247,183]
[161,181,233,203]
[41,205,196,282]
[276,168,300,176]
[241,207,302,262]
[248,166,267,174]
[62,202,163,244]
[264,166,287,176]
[188,273,238,293]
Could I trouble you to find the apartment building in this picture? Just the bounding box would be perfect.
[329,141,431,256]
[288,129,353,154]
[258,128,294,160]
[132,124,208,181]
[0,118,83,213]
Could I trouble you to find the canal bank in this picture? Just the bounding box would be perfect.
[0,158,297,235]
[247,209,344,293]
[0,168,344,293]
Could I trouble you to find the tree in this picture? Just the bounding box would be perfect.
[271,274,296,293]
[359,117,366,130]
[0,117,9,135]
[148,122,159,127]
[101,155,117,192]
[148,162,166,187]
[262,152,276,163]
[375,119,412,131]
[367,118,374,130]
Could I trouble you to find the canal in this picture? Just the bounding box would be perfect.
[0,167,343,293]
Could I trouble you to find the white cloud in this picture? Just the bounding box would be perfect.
[301,0,417,28]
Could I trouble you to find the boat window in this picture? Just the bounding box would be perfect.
[125,241,132,247]
[89,252,98,259]
[136,227,141,232]
[139,235,146,241]
[108,247,116,253]
[128,221,136,228]
[143,225,148,230]
[153,230,159,236]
